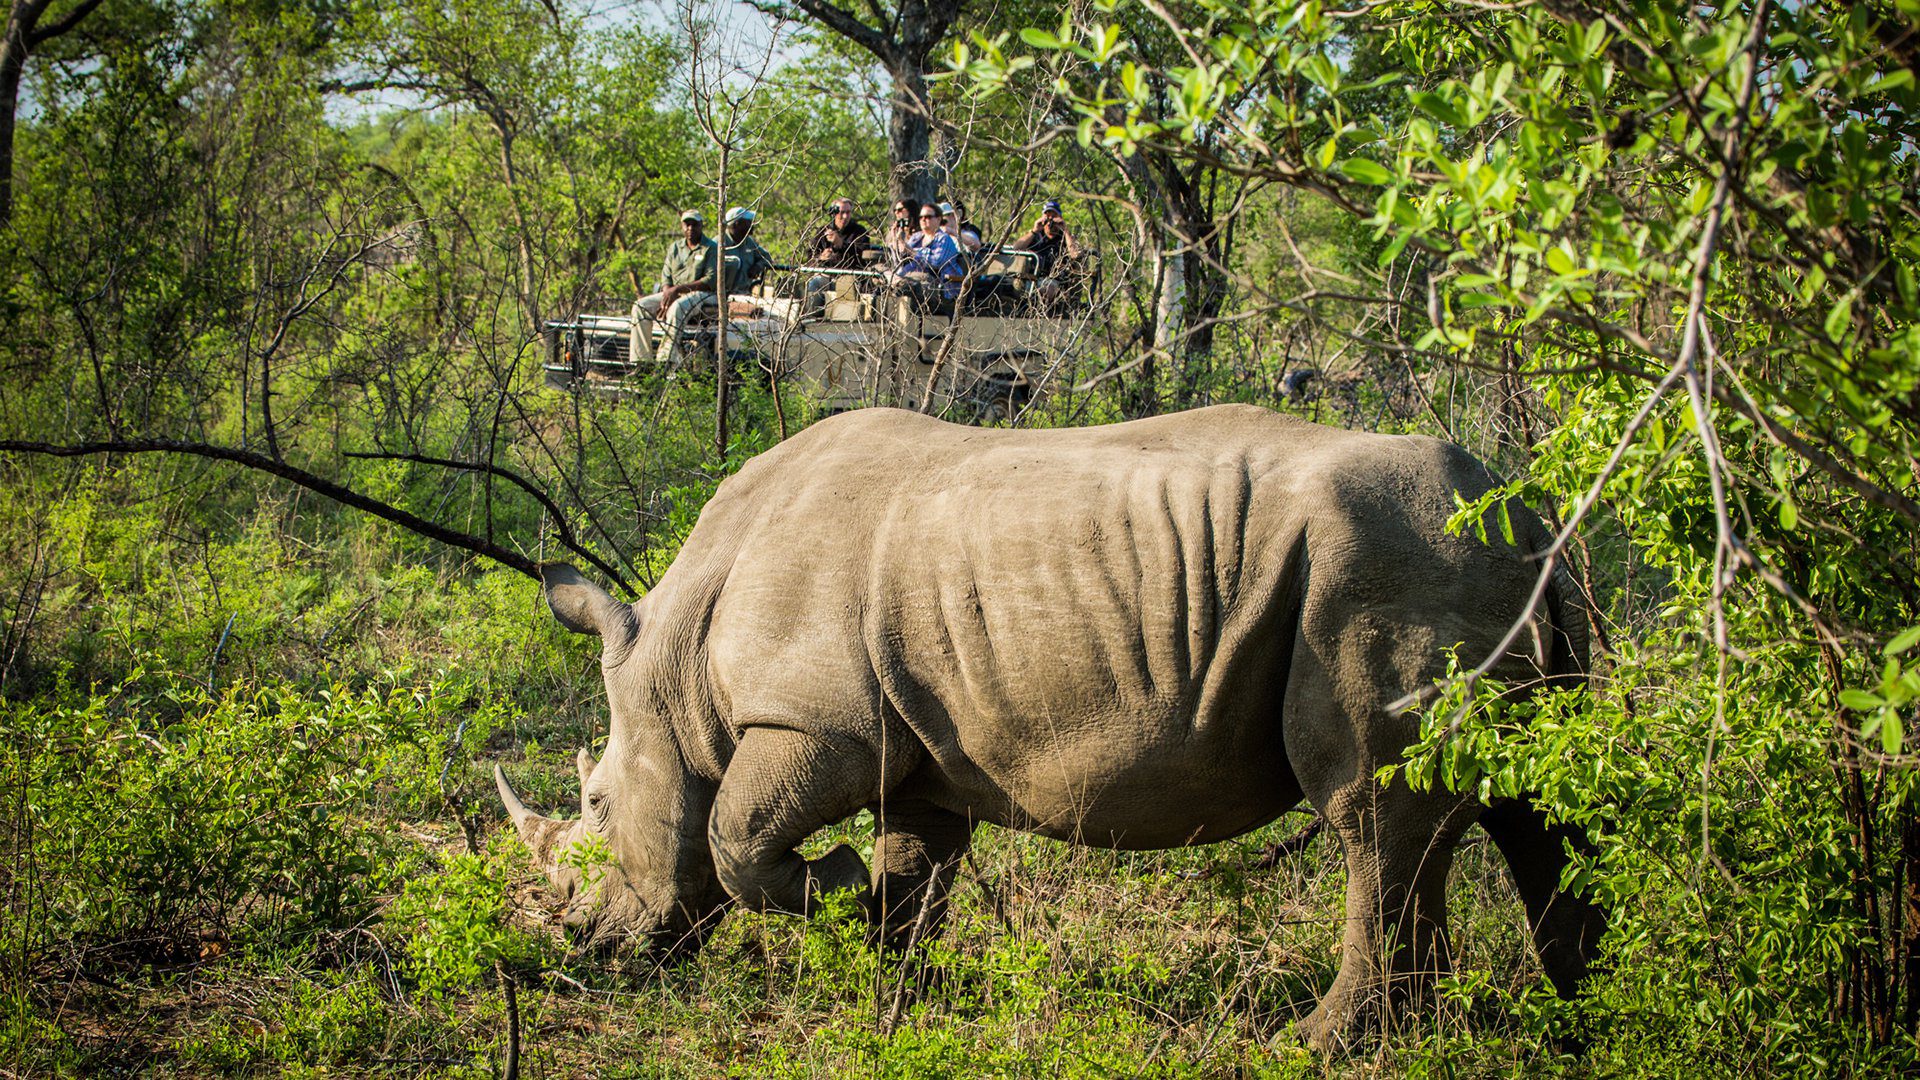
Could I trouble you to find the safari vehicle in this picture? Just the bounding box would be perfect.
[542,247,1090,423]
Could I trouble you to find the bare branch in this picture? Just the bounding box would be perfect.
[343,451,633,596]
[0,439,552,587]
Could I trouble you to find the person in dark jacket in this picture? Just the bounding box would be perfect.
[805,198,872,293]
[1011,198,1085,306]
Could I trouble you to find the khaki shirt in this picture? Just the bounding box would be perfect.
[722,236,774,294]
[660,236,719,290]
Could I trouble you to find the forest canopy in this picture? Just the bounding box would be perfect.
[2,0,1918,1074]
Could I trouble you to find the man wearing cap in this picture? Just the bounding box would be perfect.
[722,206,774,296]
[1012,199,1084,307]
[633,210,721,366]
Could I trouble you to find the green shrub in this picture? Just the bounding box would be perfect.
[383,838,544,998]
[0,673,441,969]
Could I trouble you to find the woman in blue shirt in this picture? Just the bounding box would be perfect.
[894,203,966,303]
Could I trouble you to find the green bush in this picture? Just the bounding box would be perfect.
[384,838,543,998]
[1,673,442,969]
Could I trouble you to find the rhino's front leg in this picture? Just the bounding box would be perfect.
[708,727,877,917]
[872,801,973,949]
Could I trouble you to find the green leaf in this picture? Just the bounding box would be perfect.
[1866,70,1914,95]
[1409,90,1468,129]
[1883,712,1904,755]
[1840,689,1885,711]
[1887,625,1920,657]
[1378,230,1414,267]
[1338,158,1392,184]
[1778,498,1797,531]
[1584,18,1608,59]
[1018,27,1063,50]
[1825,293,1853,342]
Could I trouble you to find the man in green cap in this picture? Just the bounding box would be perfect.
[632,209,720,366]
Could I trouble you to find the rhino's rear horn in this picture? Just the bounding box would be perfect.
[576,748,598,787]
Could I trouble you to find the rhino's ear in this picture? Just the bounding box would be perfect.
[540,564,640,651]
[576,747,598,787]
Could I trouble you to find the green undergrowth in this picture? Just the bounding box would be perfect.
[3,421,1912,1076]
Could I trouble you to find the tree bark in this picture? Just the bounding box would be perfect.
[1902,789,1920,1031]
[757,1,964,205]
[1156,161,1226,408]
[488,118,543,331]
[888,58,937,205]
[0,4,27,228]
[497,960,520,1080]
[0,0,106,228]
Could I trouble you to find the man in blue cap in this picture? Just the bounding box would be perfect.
[1011,199,1084,307]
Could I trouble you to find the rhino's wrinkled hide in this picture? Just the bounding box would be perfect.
[498,404,1605,1050]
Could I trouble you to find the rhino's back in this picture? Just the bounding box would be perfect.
[694,406,1487,846]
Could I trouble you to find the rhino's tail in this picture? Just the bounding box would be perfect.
[1539,524,1591,692]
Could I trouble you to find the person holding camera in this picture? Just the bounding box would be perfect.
[883,198,915,261]
[939,198,984,255]
[805,198,872,294]
[1012,199,1084,307]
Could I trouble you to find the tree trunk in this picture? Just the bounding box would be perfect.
[714,134,730,464]
[1160,167,1224,408]
[1153,248,1184,361]
[490,118,543,331]
[777,1,962,205]
[1901,787,1920,1032]
[2,0,109,229]
[0,5,31,229]
[888,60,937,206]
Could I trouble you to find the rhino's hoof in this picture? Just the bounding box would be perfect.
[805,843,873,914]
[1295,996,1366,1055]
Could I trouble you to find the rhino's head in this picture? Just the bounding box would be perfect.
[493,564,729,955]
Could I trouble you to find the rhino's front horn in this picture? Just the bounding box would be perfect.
[495,764,569,866]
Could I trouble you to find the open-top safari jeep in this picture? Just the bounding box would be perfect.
[542,248,1091,423]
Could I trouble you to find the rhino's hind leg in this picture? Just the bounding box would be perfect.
[708,727,879,917]
[1478,798,1606,995]
[871,801,973,949]
[1281,610,1482,1052]
[1295,785,1475,1051]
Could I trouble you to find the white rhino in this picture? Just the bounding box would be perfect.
[495,404,1604,1048]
